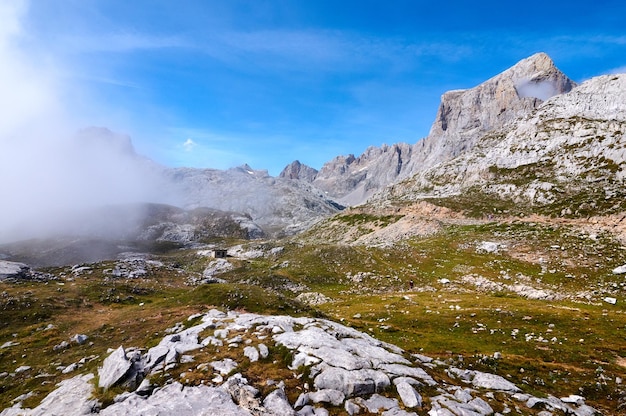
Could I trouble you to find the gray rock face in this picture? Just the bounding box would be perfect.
[422,52,574,166]
[0,260,53,281]
[0,261,30,280]
[311,143,415,205]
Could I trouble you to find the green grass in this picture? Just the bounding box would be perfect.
[1,220,625,413]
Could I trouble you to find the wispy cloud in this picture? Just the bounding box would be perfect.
[608,65,626,74]
[197,29,474,74]
[61,32,187,54]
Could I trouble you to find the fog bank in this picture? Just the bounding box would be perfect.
[0,2,174,244]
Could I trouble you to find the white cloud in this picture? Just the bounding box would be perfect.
[183,138,197,151]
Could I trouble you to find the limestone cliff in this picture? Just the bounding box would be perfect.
[380,73,626,217]
[302,53,575,206]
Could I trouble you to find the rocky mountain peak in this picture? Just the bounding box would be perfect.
[278,160,318,182]
[312,143,414,205]
[426,52,574,147]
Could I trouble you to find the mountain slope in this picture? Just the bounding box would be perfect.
[381,73,626,219]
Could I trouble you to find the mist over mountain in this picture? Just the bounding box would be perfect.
[0,127,175,244]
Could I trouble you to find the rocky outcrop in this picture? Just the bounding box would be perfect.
[0,261,31,280]
[3,309,600,416]
[136,204,266,241]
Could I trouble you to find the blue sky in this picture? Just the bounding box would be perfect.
[5,0,626,175]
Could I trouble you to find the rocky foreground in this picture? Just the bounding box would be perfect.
[2,309,599,416]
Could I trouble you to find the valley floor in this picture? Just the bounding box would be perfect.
[1,211,625,414]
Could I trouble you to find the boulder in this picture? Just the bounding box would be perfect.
[395,381,422,408]
[258,343,269,359]
[98,346,132,389]
[244,346,259,362]
[263,388,296,415]
[71,334,89,345]
[471,371,521,392]
[0,261,30,280]
[295,292,332,306]
[314,367,390,397]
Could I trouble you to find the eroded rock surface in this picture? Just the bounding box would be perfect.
[2,309,601,416]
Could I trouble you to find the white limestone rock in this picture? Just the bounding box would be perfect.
[313,366,390,397]
[243,346,260,362]
[471,371,521,392]
[2,308,604,416]
[603,297,617,305]
[308,389,345,406]
[98,346,132,389]
[612,264,626,274]
[210,358,238,375]
[395,381,422,408]
[360,393,399,413]
[263,388,296,415]
[1,374,97,416]
[258,343,269,359]
[100,382,251,415]
[378,363,437,386]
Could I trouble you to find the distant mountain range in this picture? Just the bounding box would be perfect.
[3,52,624,254]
